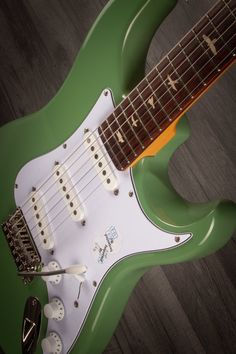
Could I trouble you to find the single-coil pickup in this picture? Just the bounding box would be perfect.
[54,164,84,222]
[84,131,118,191]
[30,191,54,250]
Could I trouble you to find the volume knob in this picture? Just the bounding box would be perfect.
[41,332,62,354]
[44,298,65,321]
[42,261,62,284]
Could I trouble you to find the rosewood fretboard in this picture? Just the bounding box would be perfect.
[98,0,236,170]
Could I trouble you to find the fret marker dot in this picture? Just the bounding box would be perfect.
[204,83,207,86]
[191,96,194,99]
[217,68,221,72]
[179,107,183,111]
[233,53,235,57]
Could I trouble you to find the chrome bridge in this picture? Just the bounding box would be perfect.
[1,207,41,283]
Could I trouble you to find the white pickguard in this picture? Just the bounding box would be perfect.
[15,90,192,354]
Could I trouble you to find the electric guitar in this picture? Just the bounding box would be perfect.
[0,0,236,353]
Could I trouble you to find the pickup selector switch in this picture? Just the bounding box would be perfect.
[44,297,65,321]
[41,332,62,354]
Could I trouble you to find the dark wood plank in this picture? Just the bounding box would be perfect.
[0,1,235,353]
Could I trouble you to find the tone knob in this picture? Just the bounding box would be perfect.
[42,261,62,284]
[41,332,62,354]
[44,298,65,321]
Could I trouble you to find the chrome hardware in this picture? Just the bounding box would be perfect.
[22,297,41,354]
[1,208,41,283]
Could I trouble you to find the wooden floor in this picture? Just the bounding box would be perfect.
[0,0,236,353]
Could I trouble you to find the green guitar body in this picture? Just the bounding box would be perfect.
[0,0,235,353]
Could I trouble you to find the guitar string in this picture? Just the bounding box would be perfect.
[15,14,236,243]
[11,0,230,224]
[32,42,236,249]
[10,0,230,221]
[12,6,235,237]
[25,17,236,243]
[39,46,236,249]
[15,15,236,249]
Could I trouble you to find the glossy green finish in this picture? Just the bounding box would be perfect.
[0,0,235,353]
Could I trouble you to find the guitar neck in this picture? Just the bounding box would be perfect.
[99,0,236,171]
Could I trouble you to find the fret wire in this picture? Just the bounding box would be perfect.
[139,69,176,129]
[112,112,137,158]
[99,5,235,168]
[159,35,235,129]
[137,86,160,131]
[118,45,236,168]
[177,11,233,81]
[178,41,204,88]
[206,12,232,55]
[108,25,235,164]
[104,3,232,142]
[104,125,126,170]
[126,95,149,148]
[164,30,234,119]
[148,84,171,125]
[107,39,235,170]
[107,118,129,167]
[189,35,218,81]
[124,22,235,151]
[143,78,163,131]
[166,55,194,111]
[166,54,193,102]
[127,82,166,142]
[136,86,159,141]
[155,31,236,128]
[125,32,236,161]
[191,27,218,73]
[119,106,142,155]
[156,66,184,115]
[223,0,236,20]
[99,125,123,170]
[193,3,233,68]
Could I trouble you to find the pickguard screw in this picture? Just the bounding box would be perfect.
[55,161,59,165]
[104,90,109,96]
[175,236,180,243]
[50,250,54,255]
[84,128,89,134]
[15,184,18,189]
[32,186,36,192]
[128,191,133,197]
[93,281,97,287]
[114,189,119,196]
[74,301,79,308]
[63,143,67,149]
[81,220,86,226]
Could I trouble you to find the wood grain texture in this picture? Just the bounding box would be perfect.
[0,1,235,353]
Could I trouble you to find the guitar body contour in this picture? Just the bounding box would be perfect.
[0,1,235,353]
